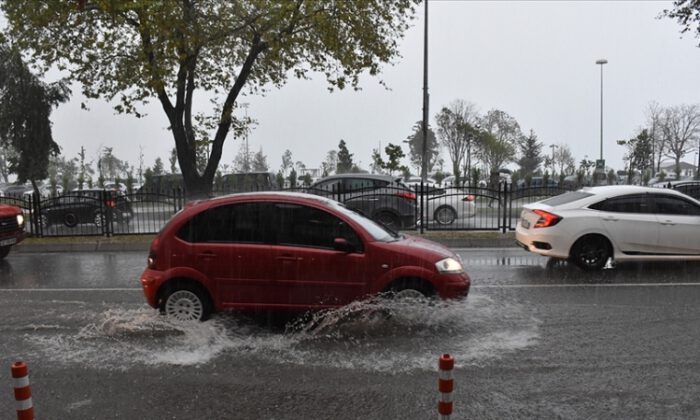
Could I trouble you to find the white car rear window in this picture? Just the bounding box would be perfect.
[540,191,593,206]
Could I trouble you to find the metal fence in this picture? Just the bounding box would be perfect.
[3,181,699,238]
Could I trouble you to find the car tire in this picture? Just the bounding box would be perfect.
[161,283,212,322]
[374,211,400,231]
[570,235,611,271]
[0,246,10,259]
[434,206,457,225]
[63,212,78,228]
[389,279,434,300]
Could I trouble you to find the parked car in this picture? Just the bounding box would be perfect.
[0,204,26,259]
[40,189,134,228]
[421,186,476,225]
[140,192,470,321]
[307,174,417,230]
[515,186,700,270]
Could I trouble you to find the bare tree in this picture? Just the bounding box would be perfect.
[435,100,479,186]
[646,101,665,174]
[552,144,576,177]
[661,104,700,179]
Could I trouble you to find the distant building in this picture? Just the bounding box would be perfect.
[659,161,697,179]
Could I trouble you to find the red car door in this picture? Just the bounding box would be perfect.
[271,203,372,308]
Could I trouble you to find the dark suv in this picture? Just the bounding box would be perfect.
[40,189,134,228]
[307,174,416,230]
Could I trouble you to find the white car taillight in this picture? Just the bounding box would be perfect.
[533,210,562,228]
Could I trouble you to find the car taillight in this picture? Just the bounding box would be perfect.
[396,191,416,201]
[462,195,475,202]
[533,209,562,228]
[105,199,116,208]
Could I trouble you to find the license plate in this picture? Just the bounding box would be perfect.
[521,219,530,229]
[0,237,17,247]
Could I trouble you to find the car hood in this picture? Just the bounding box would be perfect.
[0,204,21,217]
[386,233,455,261]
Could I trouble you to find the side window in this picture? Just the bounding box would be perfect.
[177,202,271,243]
[652,195,700,216]
[345,178,375,192]
[274,203,362,251]
[589,195,651,213]
[314,180,341,193]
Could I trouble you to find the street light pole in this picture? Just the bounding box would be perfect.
[595,58,608,184]
[420,0,429,182]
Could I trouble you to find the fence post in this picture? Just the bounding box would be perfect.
[501,182,508,234]
[419,181,424,234]
[11,361,34,420]
[438,354,454,419]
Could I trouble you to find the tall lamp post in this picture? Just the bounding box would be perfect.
[595,58,608,184]
[420,0,429,182]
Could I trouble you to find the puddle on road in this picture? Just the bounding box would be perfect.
[26,293,540,372]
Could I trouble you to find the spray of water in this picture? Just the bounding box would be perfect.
[26,292,540,372]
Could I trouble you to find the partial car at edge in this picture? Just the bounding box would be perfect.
[515,186,700,270]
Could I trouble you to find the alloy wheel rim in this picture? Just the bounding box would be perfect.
[165,290,203,321]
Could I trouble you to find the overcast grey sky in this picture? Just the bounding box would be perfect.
[36,1,700,176]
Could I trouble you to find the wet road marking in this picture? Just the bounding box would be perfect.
[474,282,700,288]
[0,288,142,292]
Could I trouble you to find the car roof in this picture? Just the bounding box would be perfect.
[313,173,399,183]
[206,191,341,208]
[581,185,695,200]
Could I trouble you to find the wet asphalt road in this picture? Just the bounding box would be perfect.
[2,249,700,419]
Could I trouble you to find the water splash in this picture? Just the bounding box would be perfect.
[26,292,540,372]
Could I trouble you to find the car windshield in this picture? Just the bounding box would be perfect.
[330,201,399,242]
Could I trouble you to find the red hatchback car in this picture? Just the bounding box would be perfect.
[141,192,470,321]
[0,203,26,259]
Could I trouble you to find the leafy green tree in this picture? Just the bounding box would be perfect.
[371,143,407,176]
[664,1,700,47]
[252,148,269,172]
[406,121,440,175]
[517,130,543,175]
[280,150,293,176]
[337,140,354,174]
[152,158,165,176]
[618,129,653,180]
[3,1,419,198]
[0,36,70,195]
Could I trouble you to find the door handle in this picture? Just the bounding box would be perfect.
[602,217,617,222]
[659,220,676,226]
[197,251,217,258]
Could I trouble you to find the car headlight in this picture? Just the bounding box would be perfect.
[16,213,24,227]
[435,257,464,274]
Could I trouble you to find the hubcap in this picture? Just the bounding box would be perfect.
[435,208,455,224]
[165,290,203,321]
[394,288,426,300]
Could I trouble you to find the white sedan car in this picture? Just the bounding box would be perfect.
[422,187,476,225]
[515,185,700,270]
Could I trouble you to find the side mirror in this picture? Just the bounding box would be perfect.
[333,237,355,253]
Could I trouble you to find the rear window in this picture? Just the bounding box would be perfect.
[539,191,593,206]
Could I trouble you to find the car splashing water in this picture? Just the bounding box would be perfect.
[26,293,540,372]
